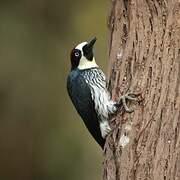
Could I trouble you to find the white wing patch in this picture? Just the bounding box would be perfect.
[100,121,111,138]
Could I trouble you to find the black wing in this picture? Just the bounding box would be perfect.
[67,71,105,148]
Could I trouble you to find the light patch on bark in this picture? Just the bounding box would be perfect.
[124,123,132,131]
[116,49,123,60]
[119,134,130,147]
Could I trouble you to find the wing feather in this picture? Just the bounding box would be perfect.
[67,70,105,148]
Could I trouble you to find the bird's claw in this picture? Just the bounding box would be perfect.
[118,92,139,113]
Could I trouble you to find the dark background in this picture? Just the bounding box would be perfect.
[0,0,109,179]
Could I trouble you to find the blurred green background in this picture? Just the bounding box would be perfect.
[0,0,109,179]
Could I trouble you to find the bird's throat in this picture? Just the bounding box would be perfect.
[78,57,98,70]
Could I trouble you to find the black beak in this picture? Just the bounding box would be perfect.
[86,37,97,49]
[83,37,97,61]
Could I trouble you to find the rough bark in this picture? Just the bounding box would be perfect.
[103,0,180,180]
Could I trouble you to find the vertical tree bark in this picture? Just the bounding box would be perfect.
[103,0,180,179]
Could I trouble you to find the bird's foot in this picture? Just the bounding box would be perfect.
[118,92,139,113]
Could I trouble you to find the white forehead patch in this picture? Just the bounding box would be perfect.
[75,42,88,51]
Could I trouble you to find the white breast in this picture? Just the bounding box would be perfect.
[90,84,116,120]
[83,68,117,121]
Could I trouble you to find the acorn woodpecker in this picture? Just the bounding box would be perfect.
[67,37,137,149]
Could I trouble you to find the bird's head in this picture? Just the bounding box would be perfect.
[70,37,98,70]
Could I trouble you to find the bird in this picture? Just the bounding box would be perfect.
[67,37,137,149]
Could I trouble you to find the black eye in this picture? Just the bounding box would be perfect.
[75,52,79,57]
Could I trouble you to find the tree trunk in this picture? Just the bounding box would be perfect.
[103,0,180,180]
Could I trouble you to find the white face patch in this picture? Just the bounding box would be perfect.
[75,42,98,70]
[78,57,98,70]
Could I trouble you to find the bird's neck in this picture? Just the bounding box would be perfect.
[77,57,98,70]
